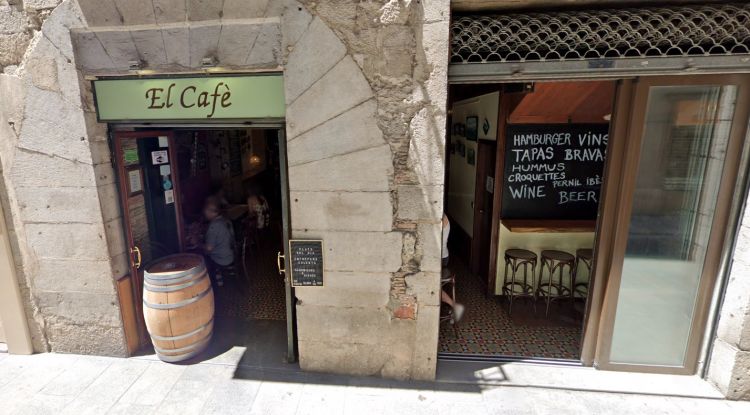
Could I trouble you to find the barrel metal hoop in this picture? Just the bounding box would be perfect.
[153,334,212,362]
[144,276,206,293]
[149,321,213,342]
[145,253,207,282]
[143,287,212,310]
[144,271,205,286]
[145,264,208,283]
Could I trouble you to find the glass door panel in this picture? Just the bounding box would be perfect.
[606,81,744,369]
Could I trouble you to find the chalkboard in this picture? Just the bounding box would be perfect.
[501,124,609,220]
[289,240,324,287]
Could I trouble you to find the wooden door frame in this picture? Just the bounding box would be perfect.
[113,130,185,252]
[114,130,186,252]
[593,74,750,374]
[487,92,524,295]
[470,139,495,279]
[112,130,183,352]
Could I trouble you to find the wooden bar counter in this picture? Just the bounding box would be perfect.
[501,219,597,233]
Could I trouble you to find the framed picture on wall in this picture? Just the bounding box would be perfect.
[466,116,478,141]
[126,167,144,196]
[467,148,476,165]
[458,140,466,157]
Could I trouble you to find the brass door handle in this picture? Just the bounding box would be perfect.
[131,246,142,269]
[277,251,286,275]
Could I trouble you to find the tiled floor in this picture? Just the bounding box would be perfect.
[439,258,583,359]
[214,228,287,322]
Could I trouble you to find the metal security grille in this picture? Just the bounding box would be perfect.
[450,3,750,82]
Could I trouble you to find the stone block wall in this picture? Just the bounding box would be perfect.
[0,0,128,355]
[283,0,449,380]
[708,201,750,400]
[0,0,451,380]
[70,2,283,74]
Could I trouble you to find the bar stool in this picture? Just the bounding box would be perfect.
[572,248,594,301]
[536,250,575,317]
[440,268,458,327]
[502,249,538,315]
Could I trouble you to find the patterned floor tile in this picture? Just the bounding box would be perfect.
[439,258,583,360]
[214,229,287,322]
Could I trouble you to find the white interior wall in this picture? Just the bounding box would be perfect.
[447,92,499,237]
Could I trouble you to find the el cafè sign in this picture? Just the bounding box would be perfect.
[93,75,285,121]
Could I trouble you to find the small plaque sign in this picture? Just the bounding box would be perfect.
[289,240,324,287]
[151,150,169,165]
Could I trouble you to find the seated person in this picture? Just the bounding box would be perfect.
[247,192,270,230]
[203,199,234,287]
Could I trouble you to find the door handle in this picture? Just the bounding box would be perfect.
[277,251,286,275]
[131,246,142,269]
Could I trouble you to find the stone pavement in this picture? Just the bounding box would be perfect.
[2,351,750,415]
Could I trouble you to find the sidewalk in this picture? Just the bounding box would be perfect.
[1,350,749,415]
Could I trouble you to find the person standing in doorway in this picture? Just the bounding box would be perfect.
[203,199,235,287]
[441,213,464,321]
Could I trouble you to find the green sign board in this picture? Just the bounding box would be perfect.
[93,75,285,121]
[123,148,139,164]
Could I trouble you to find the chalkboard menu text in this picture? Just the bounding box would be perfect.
[501,124,609,220]
[289,240,324,287]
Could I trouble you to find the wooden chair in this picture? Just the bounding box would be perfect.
[502,249,538,315]
[440,268,459,336]
[572,248,594,301]
[536,250,575,317]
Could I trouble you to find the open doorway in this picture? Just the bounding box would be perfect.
[113,128,290,360]
[441,81,615,361]
[174,130,285,323]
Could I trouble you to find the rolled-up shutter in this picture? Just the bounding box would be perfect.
[450,3,750,82]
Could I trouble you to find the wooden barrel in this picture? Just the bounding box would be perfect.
[143,253,214,362]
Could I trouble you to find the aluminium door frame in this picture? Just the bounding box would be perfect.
[593,74,750,375]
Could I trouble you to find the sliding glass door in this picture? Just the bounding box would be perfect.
[597,75,750,374]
